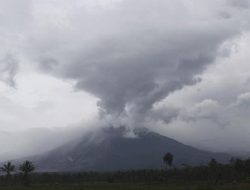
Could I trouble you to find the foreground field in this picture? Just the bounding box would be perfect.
[2,183,250,190]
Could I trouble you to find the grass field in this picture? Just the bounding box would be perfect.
[1,183,250,190]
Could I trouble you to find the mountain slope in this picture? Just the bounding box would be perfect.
[34,128,231,172]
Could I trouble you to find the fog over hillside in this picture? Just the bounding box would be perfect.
[1,0,250,160]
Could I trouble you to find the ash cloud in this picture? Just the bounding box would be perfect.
[34,0,241,129]
[1,0,250,157]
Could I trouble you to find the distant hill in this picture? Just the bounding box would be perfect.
[33,127,231,172]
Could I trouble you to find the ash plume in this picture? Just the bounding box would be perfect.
[33,0,243,129]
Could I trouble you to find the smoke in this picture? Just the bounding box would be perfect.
[1,0,250,157]
[32,0,242,129]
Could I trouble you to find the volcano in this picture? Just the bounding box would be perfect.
[34,127,230,172]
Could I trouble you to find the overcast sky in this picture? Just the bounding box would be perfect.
[1,0,250,159]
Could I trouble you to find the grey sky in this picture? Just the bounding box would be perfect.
[0,0,250,158]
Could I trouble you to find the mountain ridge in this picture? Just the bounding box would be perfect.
[31,127,231,172]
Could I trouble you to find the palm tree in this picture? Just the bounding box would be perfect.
[208,158,218,169]
[0,161,15,182]
[19,160,35,186]
[208,158,221,185]
[163,152,173,169]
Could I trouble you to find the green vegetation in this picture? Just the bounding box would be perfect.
[163,152,174,169]
[0,160,35,187]
[0,161,15,184]
[19,160,35,186]
[2,155,250,189]
[1,183,250,190]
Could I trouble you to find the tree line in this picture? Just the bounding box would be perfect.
[1,153,250,186]
[0,160,35,186]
